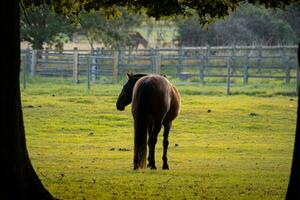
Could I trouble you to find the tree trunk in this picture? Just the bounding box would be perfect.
[285,43,300,200]
[0,1,55,199]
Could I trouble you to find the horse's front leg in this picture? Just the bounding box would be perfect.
[162,122,172,170]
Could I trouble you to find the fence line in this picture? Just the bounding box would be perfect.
[20,45,299,94]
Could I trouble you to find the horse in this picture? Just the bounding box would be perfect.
[116,73,181,170]
[128,32,148,49]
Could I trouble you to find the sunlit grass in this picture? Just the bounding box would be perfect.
[21,79,297,199]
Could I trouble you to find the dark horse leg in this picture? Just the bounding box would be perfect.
[162,122,171,170]
[147,122,162,169]
[147,120,153,168]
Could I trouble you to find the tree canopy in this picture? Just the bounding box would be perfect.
[22,0,299,25]
[78,7,143,50]
[20,5,144,51]
[21,1,300,50]
[20,5,74,50]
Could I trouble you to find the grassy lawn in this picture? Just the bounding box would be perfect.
[21,79,297,199]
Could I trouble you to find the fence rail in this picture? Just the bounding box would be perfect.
[21,45,299,94]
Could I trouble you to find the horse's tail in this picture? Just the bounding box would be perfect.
[132,81,152,170]
[133,118,148,169]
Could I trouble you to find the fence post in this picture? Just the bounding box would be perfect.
[44,48,49,69]
[31,49,37,77]
[87,55,90,91]
[98,47,104,79]
[150,48,155,73]
[22,52,27,90]
[205,45,210,76]
[282,47,290,84]
[178,46,183,77]
[155,47,161,74]
[200,55,205,85]
[91,49,97,81]
[243,49,249,85]
[128,46,133,64]
[95,47,101,80]
[118,47,125,67]
[112,51,119,83]
[231,46,236,74]
[257,45,262,73]
[227,59,231,95]
[73,47,79,83]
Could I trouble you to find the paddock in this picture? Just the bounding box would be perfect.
[22,79,297,199]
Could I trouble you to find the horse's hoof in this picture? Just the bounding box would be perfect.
[150,166,157,170]
[147,162,156,169]
[162,164,169,170]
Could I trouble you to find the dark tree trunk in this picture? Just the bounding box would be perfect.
[285,43,300,200]
[0,1,54,199]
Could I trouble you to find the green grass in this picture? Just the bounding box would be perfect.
[21,79,297,199]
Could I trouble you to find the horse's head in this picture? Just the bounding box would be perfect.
[116,73,145,111]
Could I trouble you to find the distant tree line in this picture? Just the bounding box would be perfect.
[20,6,143,51]
[176,3,300,46]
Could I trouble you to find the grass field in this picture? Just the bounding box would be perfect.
[21,78,297,199]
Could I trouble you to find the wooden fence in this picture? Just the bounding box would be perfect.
[20,45,299,94]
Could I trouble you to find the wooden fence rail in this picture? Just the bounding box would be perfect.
[20,45,299,94]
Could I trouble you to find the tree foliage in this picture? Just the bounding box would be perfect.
[79,7,143,50]
[21,1,299,49]
[20,5,74,50]
[278,2,300,40]
[23,0,298,25]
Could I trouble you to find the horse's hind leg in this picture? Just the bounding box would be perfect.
[162,122,171,170]
[148,122,162,170]
[147,120,153,168]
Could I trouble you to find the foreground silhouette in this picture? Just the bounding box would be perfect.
[285,43,300,200]
[1,1,55,199]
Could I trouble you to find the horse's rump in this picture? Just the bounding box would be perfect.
[132,75,171,118]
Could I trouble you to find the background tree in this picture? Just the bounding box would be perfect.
[20,5,74,50]
[2,0,299,199]
[279,3,300,40]
[78,7,142,50]
[52,33,71,53]
[176,3,299,46]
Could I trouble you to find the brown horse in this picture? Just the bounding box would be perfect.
[116,73,181,170]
